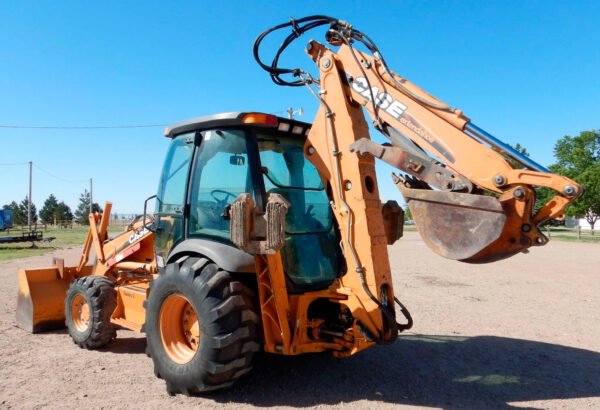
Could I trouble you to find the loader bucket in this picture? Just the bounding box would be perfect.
[16,258,89,333]
[396,184,517,263]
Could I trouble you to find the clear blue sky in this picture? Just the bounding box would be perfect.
[1,1,598,214]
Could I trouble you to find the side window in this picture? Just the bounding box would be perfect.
[157,135,194,213]
[188,130,250,240]
[155,134,194,261]
[258,137,331,234]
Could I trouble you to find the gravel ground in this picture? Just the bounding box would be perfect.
[1,232,599,409]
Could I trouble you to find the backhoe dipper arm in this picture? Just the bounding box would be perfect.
[304,37,582,263]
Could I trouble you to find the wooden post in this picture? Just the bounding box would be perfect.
[28,161,32,231]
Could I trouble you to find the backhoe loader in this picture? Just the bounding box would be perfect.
[16,16,582,395]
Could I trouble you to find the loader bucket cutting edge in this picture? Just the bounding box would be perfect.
[16,266,72,333]
[397,185,509,262]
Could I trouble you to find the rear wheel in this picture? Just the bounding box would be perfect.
[65,276,117,349]
[145,256,259,395]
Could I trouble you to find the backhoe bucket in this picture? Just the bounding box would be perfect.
[16,258,89,333]
[397,185,513,263]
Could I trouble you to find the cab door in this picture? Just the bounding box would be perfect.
[154,133,195,264]
[186,129,252,242]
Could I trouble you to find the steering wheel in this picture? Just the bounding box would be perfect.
[210,189,237,204]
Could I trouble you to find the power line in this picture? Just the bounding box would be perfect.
[0,162,88,183]
[0,124,166,130]
[32,163,88,184]
[0,162,28,166]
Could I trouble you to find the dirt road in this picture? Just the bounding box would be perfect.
[1,233,599,409]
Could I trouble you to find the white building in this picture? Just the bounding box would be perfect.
[578,218,594,230]
[565,217,596,230]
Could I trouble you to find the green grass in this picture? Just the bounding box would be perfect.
[547,234,600,243]
[403,224,599,244]
[542,227,600,244]
[0,226,124,262]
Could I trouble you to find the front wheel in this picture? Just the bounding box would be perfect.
[145,256,259,395]
[65,275,117,349]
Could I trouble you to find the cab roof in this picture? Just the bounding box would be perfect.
[164,112,311,138]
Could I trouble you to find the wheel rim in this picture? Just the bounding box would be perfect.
[159,294,200,364]
[71,294,91,332]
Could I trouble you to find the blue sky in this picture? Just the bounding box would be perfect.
[1,1,598,214]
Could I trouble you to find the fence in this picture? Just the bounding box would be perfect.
[1,223,50,234]
[545,226,598,240]
[0,216,137,234]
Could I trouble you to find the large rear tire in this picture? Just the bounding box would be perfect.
[65,275,117,349]
[145,256,259,395]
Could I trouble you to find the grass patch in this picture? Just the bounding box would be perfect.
[0,226,124,262]
[549,234,600,244]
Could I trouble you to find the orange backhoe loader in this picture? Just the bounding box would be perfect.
[16,16,582,395]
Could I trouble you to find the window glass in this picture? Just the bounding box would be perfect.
[155,134,194,261]
[188,129,250,240]
[258,136,330,234]
[157,134,194,213]
[258,134,339,287]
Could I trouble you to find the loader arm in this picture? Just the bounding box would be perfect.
[16,202,157,333]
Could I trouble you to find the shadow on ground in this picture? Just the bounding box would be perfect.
[203,334,600,409]
[0,245,58,251]
[104,336,147,355]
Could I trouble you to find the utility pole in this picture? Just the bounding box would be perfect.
[28,161,32,230]
[89,178,93,215]
[286,107,304,119]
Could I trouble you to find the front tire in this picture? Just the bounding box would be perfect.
[65,275,117,349]
[145,256,259,395]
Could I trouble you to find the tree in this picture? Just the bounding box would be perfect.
[54,201,73,223]
[17,196,37,225]
[545,130,600,229]
[403,205,412,222]
[39,194,59,224]
[506,143,530,169]
[568,163,600,230]
[74,189,102,225]
[3,201,25,225]
[553,131,599,176]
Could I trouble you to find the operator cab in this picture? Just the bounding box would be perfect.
[155,112,342,290]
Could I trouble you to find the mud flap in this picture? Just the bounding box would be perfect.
[16,258,90,333]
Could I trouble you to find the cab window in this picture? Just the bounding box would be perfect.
[188,129,251,241]
[155,134,194,260]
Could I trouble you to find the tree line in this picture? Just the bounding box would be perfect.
[402,131,599,228]
[2,189,102,226]
[537,130,599,229]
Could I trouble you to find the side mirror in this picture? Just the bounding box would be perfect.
[143,194,158,232]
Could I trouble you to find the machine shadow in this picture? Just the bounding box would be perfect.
[102,336,147,355]
[215,334,600,409]
[0,245,59,251]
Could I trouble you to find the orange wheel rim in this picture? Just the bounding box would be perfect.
[159,294,200,364]
[71,294,91,332]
